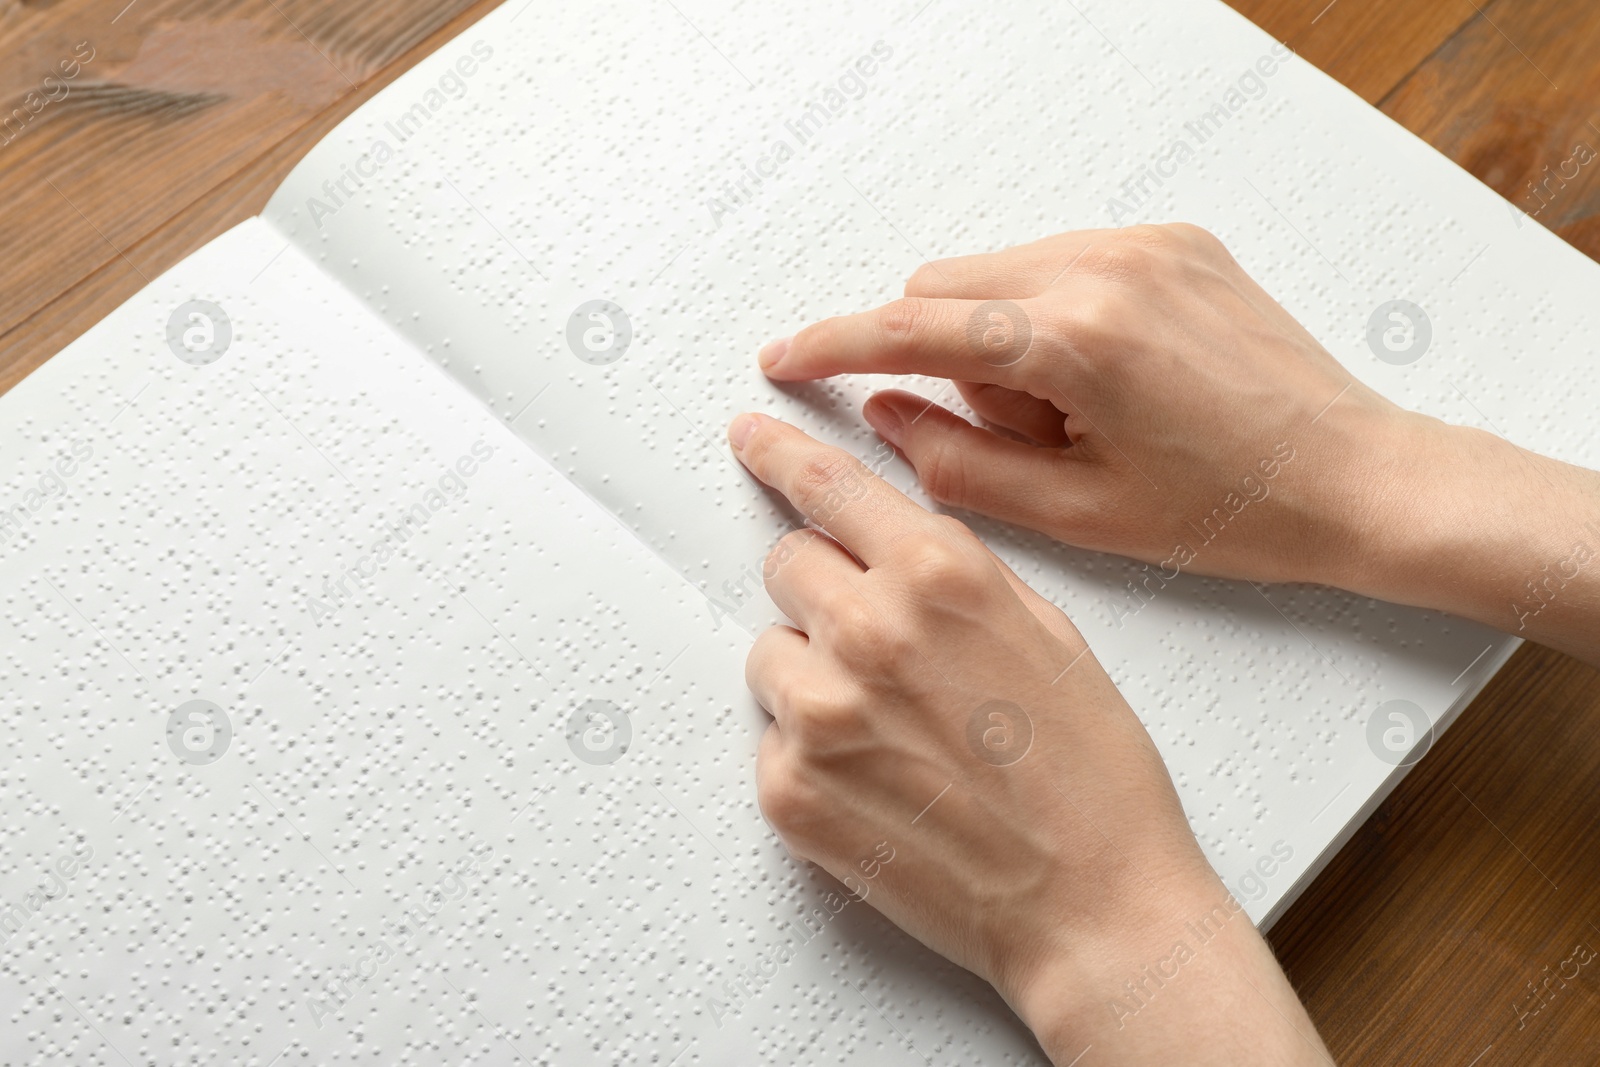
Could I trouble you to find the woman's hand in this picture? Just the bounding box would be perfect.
[729,411,1332,1065]
[758,223,1600,665]
[758,223,1407,590]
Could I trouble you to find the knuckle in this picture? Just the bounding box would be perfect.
[1052,292,1128,351]
[793,452,864,518]
[1080,240,1156,282]
[1166,221,1222,252]
[757,759,815,836]
[830,600,912,665]
[874,297,936,354]
[899,534,977,586]
[745,629,793,702]
[1123,223,1182,251]
[904,262,947,297]
[832,598,887,645]
[932,513,976,541]
[811,581,859,624]
[917,438,969,506]
[791,690,862,748]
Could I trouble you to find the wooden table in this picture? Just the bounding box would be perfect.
[3,1,1598,1062]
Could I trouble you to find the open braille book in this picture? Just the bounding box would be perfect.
[4,0,1597,1062]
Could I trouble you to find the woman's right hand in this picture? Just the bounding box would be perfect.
[761,223,1407,589]
[760,223,1600,662]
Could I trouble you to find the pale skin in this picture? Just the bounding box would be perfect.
[730,223,1600,1064]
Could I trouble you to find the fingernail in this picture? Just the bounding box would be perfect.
[729,412,762,450]
[864,397,905,448]
[758,337,791,371]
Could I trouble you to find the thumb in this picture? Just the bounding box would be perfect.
[864,389,1095,535]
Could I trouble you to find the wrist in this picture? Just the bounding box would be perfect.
[1243,390,1431,593]
[1004,863,1329,1065]
[997,859,1220,1060]
[1330,412,1600,637]
[1316,407,1471,599]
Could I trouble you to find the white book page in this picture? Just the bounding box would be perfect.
[0,217,1045,1063]
[261,0,1600,926]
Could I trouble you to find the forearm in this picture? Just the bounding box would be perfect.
[1326,413,1600,666]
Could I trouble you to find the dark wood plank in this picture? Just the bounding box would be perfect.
[1379,0,1600,260]
[1271,644,1600,1065]
[1226,0,1483,104]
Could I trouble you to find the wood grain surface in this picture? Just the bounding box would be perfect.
[0,0,504,394]
[1235,3,1600,1063]
[3,0,1599,1062]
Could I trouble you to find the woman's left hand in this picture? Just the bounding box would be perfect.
[728,411,1331,1066]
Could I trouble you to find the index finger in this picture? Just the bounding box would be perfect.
[759,297,1042,387]
[728,412,938,568]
